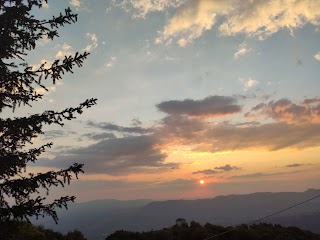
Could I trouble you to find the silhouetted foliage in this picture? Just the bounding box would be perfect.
[105,222,320,240]
[64,230,87,240]
[0,0,96,223]
[0,221,87,240]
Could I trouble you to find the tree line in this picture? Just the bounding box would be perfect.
[106,221,320,240]
[0,220,86,240]
[1,220,320,240]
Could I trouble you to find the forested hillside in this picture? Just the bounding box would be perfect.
[2,219,320,240]
[106,221,320,240]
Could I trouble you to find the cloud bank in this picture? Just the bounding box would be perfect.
[38,95,320,176]
[118,0,320,46]
[39,135,178,175]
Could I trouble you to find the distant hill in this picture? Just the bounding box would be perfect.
[133,188,320,229]
[33,199,152,239]
[34,189,320,240]
[265,211,320,232]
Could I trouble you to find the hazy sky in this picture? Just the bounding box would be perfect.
[19,0,320,201]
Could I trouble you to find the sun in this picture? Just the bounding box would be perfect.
[199,180,205,185]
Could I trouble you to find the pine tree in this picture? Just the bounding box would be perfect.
[0,0,97,222]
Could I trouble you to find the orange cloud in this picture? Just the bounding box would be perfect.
[247,98,320,124]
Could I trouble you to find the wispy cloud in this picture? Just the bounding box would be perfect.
[231,171,299,179]
[41,0,49,9]
[241,78,259,91]
[56,43,74,58]
[83,33,98,52]
[82,132,116,141]
[87,120,152,134]
[70,0,81,10]
[151,0,320,46]
[113,0,185,18]
[105,56,117,69]
[155,0,229,46]
[35,85,56,95]
[43,130,76,140]
[314,51,320,61]
[234,42,252,59]
[286,163,309,168]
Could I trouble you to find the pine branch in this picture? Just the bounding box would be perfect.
[0,195,77,223]
[0,163,84,202]
[0,143,52,179]
[0,52,90,111]
[0,98,97,145]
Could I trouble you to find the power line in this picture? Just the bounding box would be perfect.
[203,192,320,240]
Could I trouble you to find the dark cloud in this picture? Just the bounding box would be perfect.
[250,103,265,111]
[171,165,180,170]
[87,121,151,134]
[82,132,116,141]
[231,171,301,179]
[286,163,305,168]
[156,95,241,117]
[155,115,206,143]
[131,118,142,126]
[37,135,178,175]
[43,130,74,140]
[215,164,239,171]
[302,98,320,106]
[192,169,220,175]
[232,93,265,100]
[231,172,278,179]
[193,164,239,175]
[55,145,73,150]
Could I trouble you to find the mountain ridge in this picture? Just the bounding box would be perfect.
[34,188,320,240]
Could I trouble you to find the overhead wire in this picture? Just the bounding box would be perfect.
[202,192,320,240]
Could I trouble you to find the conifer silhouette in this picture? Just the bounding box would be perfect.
[0,0,97,223]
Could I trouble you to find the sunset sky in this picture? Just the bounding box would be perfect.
[17,0,320,201]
